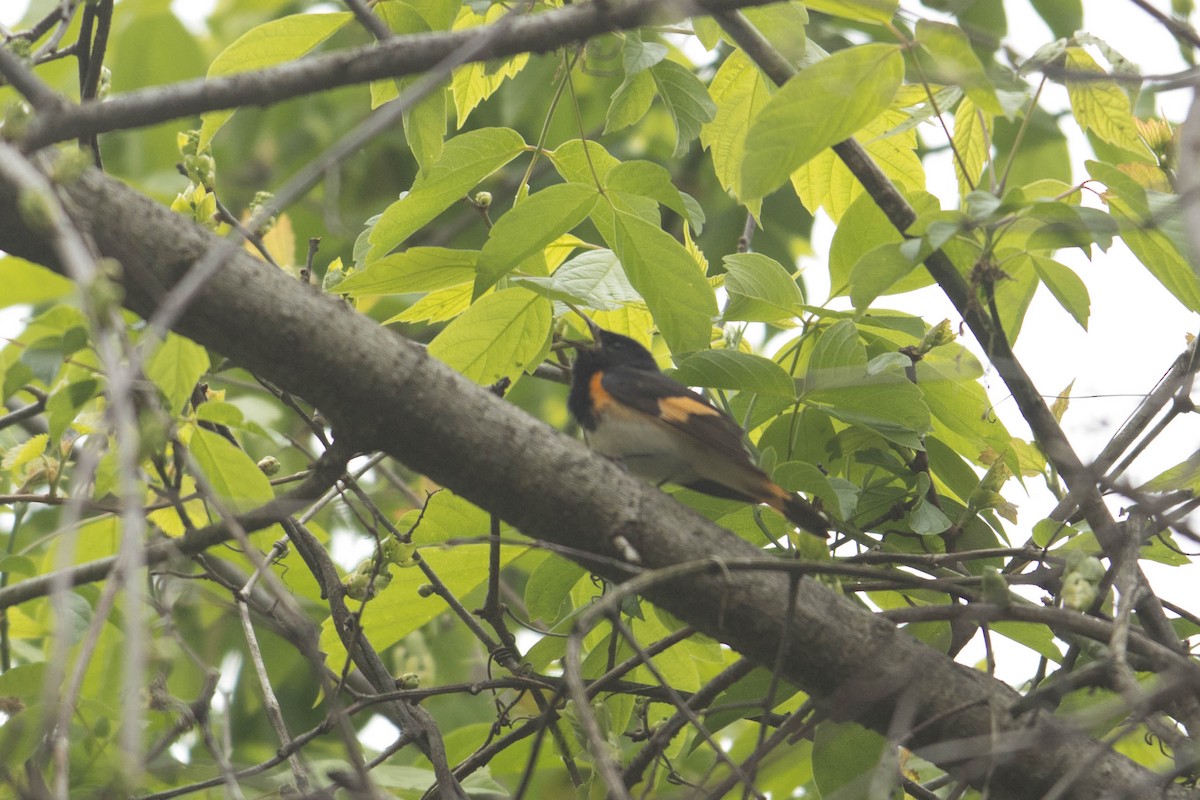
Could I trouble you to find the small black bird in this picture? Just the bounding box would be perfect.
[567,320,829,538]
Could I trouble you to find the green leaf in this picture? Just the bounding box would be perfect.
[829,190,941,296]
[701,48,771,213]
[1108,201,1200,313]
[773,460,842,517]
[742,44,904,199]
[1029,0,1082,37]
[919,355,1011,460]
[337,248,479,296]
[805,319,867,385]
[474,183,599,295]
[671,350,795,397]
[1025,203,1117,254]
[369,2,431,108]
[991,253,1038,343]
[46,378,100,443]
[605,69,656,134]
[320,543,524,671]
[145,333,210,415]
[368,128,526,260]
[621,31,667,74]
[0,257,74,308]
[1065,47,1149,157]
[606,161,701,231]
[792,108,926,222]
[804,325,930,447]
[992,621,1063,663]
[801,0,897,23]
[404,89,448,170]
[813,721,892,798]
[743,2,808,65]
[649,59,717,158]
[848,243,918,310]
[910,497,952,535]
[1140,449,1200,493]
[387,283,473,324]
[721,253,803,322]
[525,556,587,625]
[199,13,353,148]
[426,288,551,384]
[1030,255,1090,329]
[195,401,244,427]
[915,19,1001,115]
[189,427,274,514]
[511,249,640,310]
[607,212,717,353]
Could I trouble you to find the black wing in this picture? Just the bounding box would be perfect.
[599,367,755,467]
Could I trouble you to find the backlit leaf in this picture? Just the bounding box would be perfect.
[671,349,796,397]
[475,183,599,294]
[742,44,903,199]
[426,288,551,384]
[368,128,526,260]
[607,212,717,354]
[722,253,803,322]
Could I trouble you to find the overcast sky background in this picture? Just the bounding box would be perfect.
[2,1,1200,684]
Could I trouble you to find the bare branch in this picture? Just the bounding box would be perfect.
[19,0,780,150]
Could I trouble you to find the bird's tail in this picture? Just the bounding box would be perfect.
[762,482,829,539]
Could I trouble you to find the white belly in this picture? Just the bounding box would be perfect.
[587,410,709,486]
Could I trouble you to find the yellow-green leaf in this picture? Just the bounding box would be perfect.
[338,249,478,297]
[790,108,924,221]
[722,252,803,322]
[953,96,993,197]
[145,333,210,415]
[2,433,47,473]
[387,283,474,324]
[801,0,897,23]
[608,212,717,354]
[474,183,599,294]
[426,288,551,384]
[368,128,526,260]
[189,426,274,514]
[450,5,528,126]
[1065,47,1149,157]
[743,44,903,198]
[916,19,1001,115]
[0,257,74,308]
[701,48,770,214]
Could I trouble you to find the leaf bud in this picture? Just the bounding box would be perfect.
[257,456,281,475]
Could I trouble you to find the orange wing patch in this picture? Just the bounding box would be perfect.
[656,394,720,424]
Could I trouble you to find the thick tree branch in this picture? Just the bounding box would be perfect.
[0,159,1192,800]
[16,0,780,150]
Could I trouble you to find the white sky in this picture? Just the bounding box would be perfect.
[3,1,1200,684]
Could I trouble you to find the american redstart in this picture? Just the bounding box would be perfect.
[567,319,829,538]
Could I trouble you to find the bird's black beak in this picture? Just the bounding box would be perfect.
[563,307,603,351]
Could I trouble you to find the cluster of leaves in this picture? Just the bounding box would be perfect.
[2,0,1200,797]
